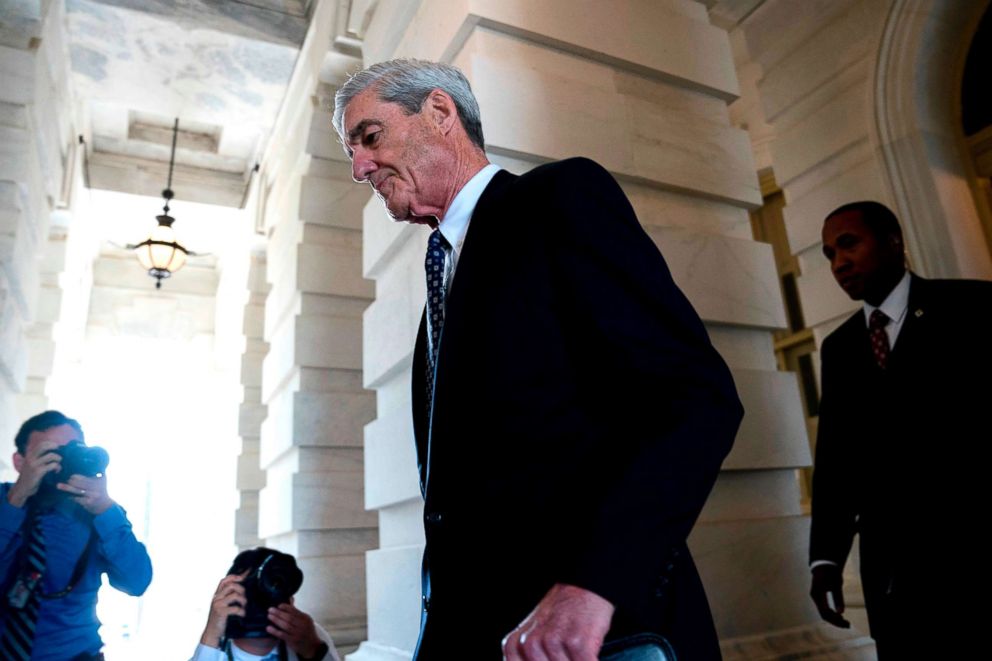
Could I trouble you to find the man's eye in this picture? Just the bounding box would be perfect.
[363,131,380,146]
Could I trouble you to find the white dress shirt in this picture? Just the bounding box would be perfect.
[436,163,501,292]
[189,622,339,661]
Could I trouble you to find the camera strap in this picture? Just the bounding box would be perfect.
[39,524,96,600]
[1,501,95,613]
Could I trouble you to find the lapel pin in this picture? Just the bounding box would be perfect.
[914,309,923,318]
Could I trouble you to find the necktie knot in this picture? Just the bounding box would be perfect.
[870,309,889,330]
[428,228,450,253]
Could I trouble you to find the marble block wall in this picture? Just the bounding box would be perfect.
[236,251,270,549]
[350,1,817,658]
[0,0,76,465]
[741,0,992,350]
[252,0,377,649]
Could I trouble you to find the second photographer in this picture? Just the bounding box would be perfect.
[193,547,339,661]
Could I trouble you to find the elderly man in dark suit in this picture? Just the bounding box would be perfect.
[811,200,991,658]
[334,59,743,661]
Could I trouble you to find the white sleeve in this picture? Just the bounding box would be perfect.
[315,622,341,661]
[190,643,228,661]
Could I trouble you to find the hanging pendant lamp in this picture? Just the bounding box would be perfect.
[129,118,192,289]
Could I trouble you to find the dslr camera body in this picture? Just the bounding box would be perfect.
[38,440,110,503]
[225,549,304,640]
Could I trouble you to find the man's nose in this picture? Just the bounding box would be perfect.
[352,149,376,183]
[831,254,851,274]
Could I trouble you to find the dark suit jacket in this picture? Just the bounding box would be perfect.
[810,274,992,649]
[411,158,743,660]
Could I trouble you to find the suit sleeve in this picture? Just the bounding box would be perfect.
[808,336,858,567]
[545,159,743,613]
[93,504,153,596]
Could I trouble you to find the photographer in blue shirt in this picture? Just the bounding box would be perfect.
[0,410,152,660]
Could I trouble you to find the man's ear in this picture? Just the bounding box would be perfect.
[12,452,23,473]
[888,233,903,252]
[425,89,459,135]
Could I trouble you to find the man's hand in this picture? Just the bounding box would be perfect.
[502,583,615,661]
[7,440,62,508]
[267,601,324,658]
[200,571,250,649]
[57,473,114,515]
[810,564,851,628]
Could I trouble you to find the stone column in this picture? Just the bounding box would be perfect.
[0,0,76,463]
[352,1,818,658]
[236,250,270,550]
[255,29,378,647]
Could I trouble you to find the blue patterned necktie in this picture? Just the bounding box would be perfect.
[0,508,46,660]
[424,229,450,412]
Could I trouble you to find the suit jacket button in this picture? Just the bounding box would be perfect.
[425,512,442,524]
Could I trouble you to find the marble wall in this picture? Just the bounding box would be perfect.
[0,0,77,466]
[248,0,376,650]
[236,250,270,550]
[740,0,992,349]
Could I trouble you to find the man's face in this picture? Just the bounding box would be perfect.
[13,423,81,471]
[342,87,450,224]
[821,210,903,302]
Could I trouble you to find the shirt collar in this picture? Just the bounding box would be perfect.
[438,163,501,258]
[230,641,279,661]
[862,270,911,326]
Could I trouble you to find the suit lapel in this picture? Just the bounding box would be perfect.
[412,310,430,494]
[418,170,517,496]
[888,274,928,370]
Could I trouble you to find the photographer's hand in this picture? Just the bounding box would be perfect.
[58,473,113,515]
[7,439,62,508]
[267,601,325,659]
[201,571,250,649]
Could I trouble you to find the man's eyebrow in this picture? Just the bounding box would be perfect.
[347,119,382,143]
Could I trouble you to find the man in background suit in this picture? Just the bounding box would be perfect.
[334,59,743,660]
[811,201,991,657]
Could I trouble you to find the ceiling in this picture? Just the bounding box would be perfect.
[69,0,310,207]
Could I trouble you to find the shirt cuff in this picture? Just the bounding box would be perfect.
[91,503,130,537]
[810,559,840,570]
[190,643,227,661]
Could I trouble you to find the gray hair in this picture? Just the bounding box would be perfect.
[333,59,485,150]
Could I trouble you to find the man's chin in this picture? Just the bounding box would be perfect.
[837,279,865,301]
[841,289,864,301]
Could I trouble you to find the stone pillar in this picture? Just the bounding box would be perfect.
[352,1,818,658]
[236,251,270,550]
[0,0,76,465]
[254,9,378,643]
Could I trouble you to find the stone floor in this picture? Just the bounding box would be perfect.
[721,618,876,660]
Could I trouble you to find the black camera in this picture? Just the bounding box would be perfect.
[39,441,110,500]
[225,549,304,640]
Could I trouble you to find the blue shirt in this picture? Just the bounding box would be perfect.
[0,483,153,660]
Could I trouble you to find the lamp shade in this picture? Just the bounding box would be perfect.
[133,215,188,287]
